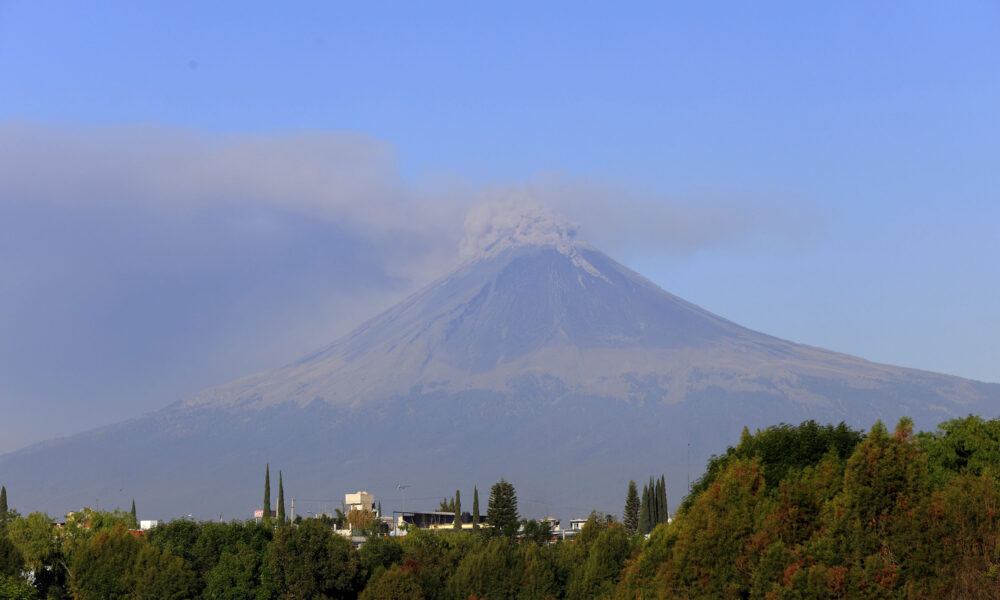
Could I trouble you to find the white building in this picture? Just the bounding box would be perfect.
[139,520,161,530]
[345,491,376,514]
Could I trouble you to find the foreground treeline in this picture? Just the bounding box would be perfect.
[3,415,1000,599]
[0,505,629,599]
[620,416,1000,599]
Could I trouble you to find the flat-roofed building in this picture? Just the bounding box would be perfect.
[345,491,376,514]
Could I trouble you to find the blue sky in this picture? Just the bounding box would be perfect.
[1,1,998,453]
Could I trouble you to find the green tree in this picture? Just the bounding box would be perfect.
[0,486,16,532]
[487,478,519,537]
[566,523,631,600]
[128,544,200,600]
[452,490,462,530]
[130,499,137,528]
[656,475,668,525]
[267,518,364,598]
[520,519,553,545]
[277,471,286,525]
[0,575,38,600]
[7,512,66,597]
[446,537,524,600]
[69,527,142,600]
[263,464,271,526]
[0,535,24,577]
[204,541,277,600]
[637,483,651,534]
[472,486,480,530]
[623,480,640,535]
[360,564,424,600]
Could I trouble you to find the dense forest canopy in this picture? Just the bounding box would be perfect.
[3,415,1000,599]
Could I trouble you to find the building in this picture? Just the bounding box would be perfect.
[396,511,487,532]
[569,518,587,531]
[345,491,376,514]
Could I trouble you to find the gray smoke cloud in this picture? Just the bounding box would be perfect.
[0,121,821,453]
[460,199,579,259]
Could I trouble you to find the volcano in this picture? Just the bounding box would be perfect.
[2,239,998,521]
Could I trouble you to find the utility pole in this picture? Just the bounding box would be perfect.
[397,483,410,513]
[687,442,691,495]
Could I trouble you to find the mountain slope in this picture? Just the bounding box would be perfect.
[2,241,998,521]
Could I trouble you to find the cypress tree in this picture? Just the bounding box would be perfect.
[472,486,480,530]
[623,480,640,535]
[130,499,137,527]
[377,501,382,517]
[453,489,462,529]
[658,475,668,523]
[637,483,651,534]
[263,464,271,524]
[649,476,658,526]
[277,471,286,525]
[0,486,7,530]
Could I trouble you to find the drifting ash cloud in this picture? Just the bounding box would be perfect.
[0,121,822,453]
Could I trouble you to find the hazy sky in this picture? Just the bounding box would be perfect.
[1,2,998,454]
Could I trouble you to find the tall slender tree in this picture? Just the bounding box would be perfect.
[453,489,462,529]
[649,476,658,525]
[130,499,137,527]
[472,486,480,530]
[637,482,651,534]
[657,475,668,523]
[623,480,640,535]
[277,471,286,525]
[263,464,271,524]
[0,485,7,530]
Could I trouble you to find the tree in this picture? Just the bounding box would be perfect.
[263,464,271,525]
[128,544,200,600]
[472,486,480,530]
[130,499,137,528]
[623,480,640,535]
[656,475,668,525]
[487,478,519,537]
[69,527,142,600]
[0,535,24,577]
[520,519,553,545]
[452,490,462,529]
[267,518,364,598]
[0,486,13,531]
[637,483,651,534]
[360,564,424,600]
[277,471,286,525]
[346,509,376,533]
[0,575,38,600]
